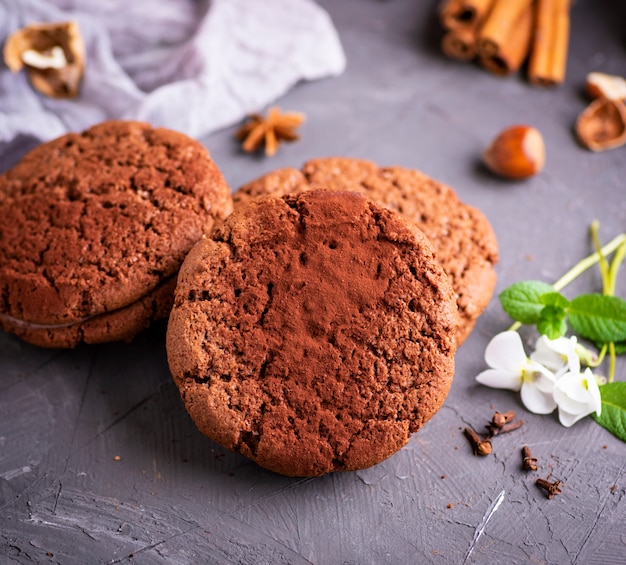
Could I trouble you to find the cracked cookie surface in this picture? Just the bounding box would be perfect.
[167,190,458,476]
[0,120,232,347]
[233,157,499,345]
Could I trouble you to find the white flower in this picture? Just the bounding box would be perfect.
[553,367,602,427]
[530,335,579,377]
[476,331,557,414]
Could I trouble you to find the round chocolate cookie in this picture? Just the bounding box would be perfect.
[233,157,499,345]
[167,190,458,476]
[0,120,233,347]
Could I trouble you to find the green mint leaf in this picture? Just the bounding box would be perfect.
[537,292,570,338]
[569,294,626,343]
[537,305,568,339]
[539,292,570,309]
[499,281,555,324]
[593,382,626,442]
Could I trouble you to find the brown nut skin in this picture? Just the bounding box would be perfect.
[576,96,626,152]
[482,125,546,180]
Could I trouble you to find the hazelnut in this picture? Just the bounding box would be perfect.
[482,125,545,179]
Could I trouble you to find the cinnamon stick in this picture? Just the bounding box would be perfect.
[528,0,571,86]
[478,0,534,76]
[440,0,465,29]
[441,26,478,61]
[440,0,495,30]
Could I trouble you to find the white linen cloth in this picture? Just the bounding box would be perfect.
[0,0,345,143]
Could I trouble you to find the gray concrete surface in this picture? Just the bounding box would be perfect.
[2,0,626,563]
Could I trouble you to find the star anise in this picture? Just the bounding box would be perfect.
[235,106,305,157]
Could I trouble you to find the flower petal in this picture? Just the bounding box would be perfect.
[554,394,587,416]
[531,368,557,394]
[531,335,569,372]
[543,335,572,356]
[584,368,602,417]
[554,372,591,405]
[565,337,580,374]
[476,369,522,391]
[521,381,557,414]
[557,408,585,428]
[555,369,601,426]
[485,331,527,372]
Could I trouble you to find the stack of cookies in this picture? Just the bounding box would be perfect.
[0,124,498,476]
[0,121,232,347]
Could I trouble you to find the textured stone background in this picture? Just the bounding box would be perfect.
[2,0,626,563]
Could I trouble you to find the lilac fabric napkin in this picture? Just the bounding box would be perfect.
[0,0,346,144]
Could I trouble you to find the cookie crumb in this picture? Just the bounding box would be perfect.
[447,503,453,509]
[113,455,122,461]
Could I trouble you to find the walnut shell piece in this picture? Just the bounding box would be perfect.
[3,21,85,98]
[575,96,626,152]
[585,72,626,102]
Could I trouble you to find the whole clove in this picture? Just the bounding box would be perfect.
[536,477,562,499]
[492,410,516,428]
[521,445,538,471]
[486,410,523,438]
[493,419,524,436]
[463,427,492,456]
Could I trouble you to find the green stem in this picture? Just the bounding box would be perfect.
[591,223,616,381]
[590,221,611,294]
[552,232,626,292]
[605,241,626,382]
[609,342,616,383]
[584,343,607,368]
[607,241,626,296]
